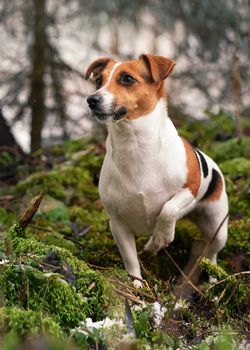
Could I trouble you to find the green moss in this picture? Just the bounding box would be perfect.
[208,137,250,163]
[2,265,86,328]
[79,230,121,268]
[0,307,63,338]
[34,231,77,254]
[201,258,249,315]
[9,224,26,239]
[6,233,115,323]
[200,258,229,280]
[45,203,70,224]
[16,171,66,199]
[61,138,91,154]
[16,165,98,201]
[0,209,16,230]
[32,138,92,158]
[176,220,202,241]
[220,157,250,178]
[222,219,250,269]
[69,206,109,233]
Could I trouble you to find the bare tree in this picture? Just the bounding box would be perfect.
[29,0,48,152]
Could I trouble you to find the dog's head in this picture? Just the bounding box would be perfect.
[85,54,176,122]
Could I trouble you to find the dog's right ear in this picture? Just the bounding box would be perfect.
[139,54,176,82]
[85,57,115,79]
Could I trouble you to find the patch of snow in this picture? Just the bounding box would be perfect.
[152,301,167,327]
[80,317,124,331]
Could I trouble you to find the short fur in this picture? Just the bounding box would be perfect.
[85,54,228,295]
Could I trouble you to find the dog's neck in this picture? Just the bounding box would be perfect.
[106,98,178,160]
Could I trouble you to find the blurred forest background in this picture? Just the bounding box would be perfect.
[0,1,250,349]
[0,0,249,153]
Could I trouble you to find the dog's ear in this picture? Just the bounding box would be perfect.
[139,54,176,82]
[85,57,115,79]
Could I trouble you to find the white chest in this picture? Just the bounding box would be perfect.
[99,154,179,235]
[98,101,187,235]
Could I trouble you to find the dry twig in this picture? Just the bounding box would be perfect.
[18,189,46,229]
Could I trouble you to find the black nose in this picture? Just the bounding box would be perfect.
[87,94,102,108]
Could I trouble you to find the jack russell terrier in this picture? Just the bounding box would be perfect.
[85,54,228,293]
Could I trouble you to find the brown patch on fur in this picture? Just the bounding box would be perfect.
[105,60,166,119]
[181,137,201,197]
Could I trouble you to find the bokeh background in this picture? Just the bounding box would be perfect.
[0,2,250,349]
[0,0,249,153]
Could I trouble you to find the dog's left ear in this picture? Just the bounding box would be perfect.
[139,54,176,82]
[85,57,115,79]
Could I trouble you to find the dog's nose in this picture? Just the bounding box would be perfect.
[87,94,102,108]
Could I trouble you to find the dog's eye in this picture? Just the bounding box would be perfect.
[120,73,136,86]
[95,76,102,89]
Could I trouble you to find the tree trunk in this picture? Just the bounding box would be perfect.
[29,0,48,152]
[48,46,68,141]
[0,110,19,149]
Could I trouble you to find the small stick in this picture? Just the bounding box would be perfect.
[110,278,156,300]
[163,248,205,298]
[18,189,46,229]
[138,256,151,275]
[113,287,145,305]
[29,224,53,232]
[207,271,250,291]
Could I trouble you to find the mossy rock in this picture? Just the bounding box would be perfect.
[3,226,118,327]
[2,264,86,328]
[0,307,63,338]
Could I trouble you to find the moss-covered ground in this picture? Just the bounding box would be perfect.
[0,111,249,349]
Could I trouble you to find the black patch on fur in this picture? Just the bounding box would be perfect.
[201,168,220,200]
[113,106,128,120]
[195,148,209,178]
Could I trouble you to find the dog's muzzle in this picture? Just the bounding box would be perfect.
[87,94,102,110]
[87,93,127,121]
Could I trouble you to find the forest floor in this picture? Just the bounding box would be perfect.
[0,111,249,350]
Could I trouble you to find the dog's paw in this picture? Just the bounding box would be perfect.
[132,279,144,288]
[144,232,174,255]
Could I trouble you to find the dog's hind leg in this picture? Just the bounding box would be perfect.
[175,195,228,298]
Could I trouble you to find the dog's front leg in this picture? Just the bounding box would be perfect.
[109,217,143,288]
[144,189,197,255]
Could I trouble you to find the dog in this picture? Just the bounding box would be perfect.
[85,54,228,295]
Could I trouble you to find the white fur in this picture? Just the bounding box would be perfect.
[98,97,228,292]
[96,62,121,109]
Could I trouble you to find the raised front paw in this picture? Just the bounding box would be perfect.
[144,231,174,255]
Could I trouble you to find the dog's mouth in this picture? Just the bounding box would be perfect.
[92,106,128,122]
